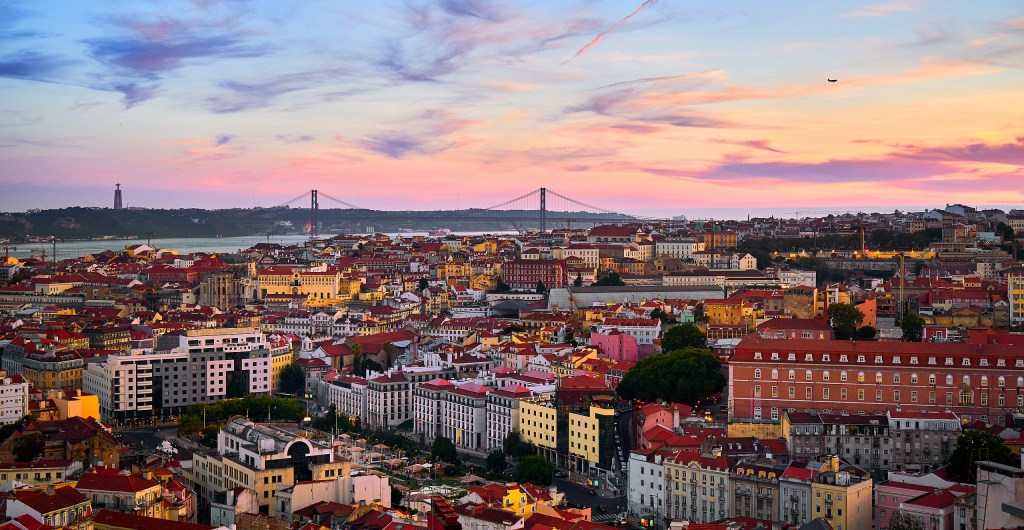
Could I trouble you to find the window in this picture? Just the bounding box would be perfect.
[982,376,989,387]
[998,376,1006,388]
[806,370,813,381]
[894,373,901,384]
[876,372,883,383]
[754,369,761,379]
[858,372,865,383]
[947,375,954,386]
[858,389,865,400]
[823,371,830,381]
[841,388,847,400]
[823,388,830,400]
[771,407,779,420]
[911,391,918,403]
[753,406,762,420]
[789,370,796,380]
[789,387,796,398]
[754,385,761,398]
[841,371,848,382]
[772,386,779,398]
[894,390,900,401]
[929,374,936,385]
[960,388,973,406]
[876,389,883,401]
[771,369,778,380]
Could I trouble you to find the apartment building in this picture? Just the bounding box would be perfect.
[595,318,662,346]
[321,374,368,422]
[655,238,705,262]
[784,412,892,475]
[730,462,780,521]
[83,328,282,421]
[413,378,454,444]
[366,371,411,428]
[810,456,874,530]
[441,382,491,452]
[0,373,29,425]
[185,418,349,517]
[628,450,668,528]
[888,410,960,473]
[1008,268,1024,326]
[665,452,731,524]
[485,384,538,453]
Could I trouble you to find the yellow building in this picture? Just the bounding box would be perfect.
[0,460,79,488]
[472,239,499,254]
[52,390,101,421]
[815,286,853,318]
[22,351,83,392]
[1009,270,1024,327]
[256,267,358,302]
[519,401,559,453]
[75,469,166,519]
[470,273,497,291]
[810,456,873,530]
[704,299,751,328]
[269,347,295,392]
[500,484,537,516]
[567,406,614,469]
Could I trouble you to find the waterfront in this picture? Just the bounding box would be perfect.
[7,231,515,260]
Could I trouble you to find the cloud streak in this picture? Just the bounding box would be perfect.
[844,0,915,18]
[564,0,659,63]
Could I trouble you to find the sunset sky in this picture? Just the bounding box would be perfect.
[2,0,1023,217]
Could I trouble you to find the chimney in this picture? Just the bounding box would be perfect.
[830,455,840,473]
[673,406,680,428]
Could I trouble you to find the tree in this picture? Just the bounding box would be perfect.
[947,430,1018,482]
[486,450,508,475]
[351,343,364,375]
[572,273,583,287]
[431,435,459,464]
[888,510,925,530]
[661,323,707,351]
[13,433,45,462]
[382,342,396,368]
[650,308,671,324]
[391,486,404,508]
[516,455,554,486]
[417,278,430,291]
[592,271,625,286]
[495,279,511,293]
[854,326,876,340]
[535,280,547,294]
[901,314,925,342]
[279,363,306,395]
[616,347,726,405]
[503,430,533,459]
[826,303,864,340]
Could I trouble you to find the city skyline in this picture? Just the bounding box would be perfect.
[2,0,1023,215]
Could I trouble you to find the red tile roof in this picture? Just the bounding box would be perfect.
[92,510,215,530]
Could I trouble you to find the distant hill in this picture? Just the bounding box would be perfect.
[0,207,633,240]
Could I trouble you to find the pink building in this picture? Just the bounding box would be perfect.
[875,481,935,530]
[590,328,638,362]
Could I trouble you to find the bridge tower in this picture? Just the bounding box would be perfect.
[539,187,547,233]
[310,189,319,237]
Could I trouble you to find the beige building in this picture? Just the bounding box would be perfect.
[185,417,350,517]
[75,469,165,519]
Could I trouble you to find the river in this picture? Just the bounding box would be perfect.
[7,231,515,260]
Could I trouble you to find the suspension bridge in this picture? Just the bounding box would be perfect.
[271,187,680,236]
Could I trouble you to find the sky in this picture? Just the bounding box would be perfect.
[1,0,1023,218]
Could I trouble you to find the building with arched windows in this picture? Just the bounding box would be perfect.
[730,338,1024,426]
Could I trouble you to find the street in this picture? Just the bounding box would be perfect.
[554,476,626,526]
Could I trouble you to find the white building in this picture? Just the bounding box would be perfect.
[975,460,1024,530]
[321,375,368,423]
[486,385,536,453]
[655,239,705,261]
[596,318,662,345]
[413,378,456,443]
[366,371,411,428]
[777,269,817,288]
[442,382,490,453]
[628,450,667,527]
[0,373,29,425]
[84,327,282,421]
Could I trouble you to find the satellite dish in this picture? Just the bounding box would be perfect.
[303,417,312,423]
